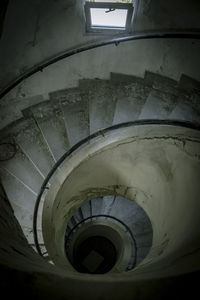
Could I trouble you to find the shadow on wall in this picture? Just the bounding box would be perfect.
[0,0,9,39]
[0,181,200,299]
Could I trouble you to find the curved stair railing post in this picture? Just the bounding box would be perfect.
[33,120,200,258]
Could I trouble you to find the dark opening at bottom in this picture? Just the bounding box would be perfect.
[72,236,117,274]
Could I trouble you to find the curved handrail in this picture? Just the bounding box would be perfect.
[33,119,200,256]
[65,214,137,270]
[1,31,200,99]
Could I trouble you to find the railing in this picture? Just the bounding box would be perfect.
[33,120,200,257]
[1,31,200,99]
[65,214,137,271]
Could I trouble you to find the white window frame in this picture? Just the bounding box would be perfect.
[84,1,134,34]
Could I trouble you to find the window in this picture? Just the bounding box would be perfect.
[85,1,134,34]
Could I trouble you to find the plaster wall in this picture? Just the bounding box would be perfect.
[42,125,200,279]
[1,37,200,130]
[0,0,200,131]
[1,0,200,90]
[1,181,198,300]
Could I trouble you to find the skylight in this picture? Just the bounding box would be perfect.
[85,1,134,34]
[90,8,128,29]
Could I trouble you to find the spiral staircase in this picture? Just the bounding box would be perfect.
[0,69,200,298]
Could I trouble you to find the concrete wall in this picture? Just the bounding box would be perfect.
[1,0,200,90]
[0,180,200,300]
[0,0,200,120]
[0,1,200,297]
[0,181,57,273]
[42,125,200,280]
[1,37,199,130]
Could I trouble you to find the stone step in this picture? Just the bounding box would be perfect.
[179,74,200,92]
[139,89,178,120]
[144,71,179,96]
[0,169,43,246]
[169,92,200,123]
[79,79,117,134]
[135,231,153,248]
[0,139,44,195]
[90,197,104,216]
[73,207,84,223]
[127,218,153,236]
[0,95,45,131]
[81,201,92,219]
[136,246,151,266]
[50,88,90,147]
[0,168,37,213]
[112,82,150,124]
[108,197,152,244]
[110,72,144,85]
[102,196,116,215]
[106,196,141,222]
[23,101,70,162]
[2,117,55,178]
[12,203,42,231]
[111,71,179,96]
[70,215,78,227]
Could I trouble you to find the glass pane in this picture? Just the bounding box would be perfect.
[90,8,128,28]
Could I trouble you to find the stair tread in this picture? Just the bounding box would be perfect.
[169,103,200,123]
[102,196,116,215]
[12,202,42,229]
[169,92,200,123]
[0,168,43,245]
[0,139,44,194]
[73,207,84,223]
[110,72,144,84]
[179,74,200,92]
[139,89,178,120]
[0,168,37,212]
[79,80,117,133]
[90,197,104,215]
[23,101,70,161]
[0,95,44,131]
[13,211,43,245]
[1,117,55,177]
[144,71,179,96]
[113,82,151,124]
[51,88,90,147]
[81,201,92,219]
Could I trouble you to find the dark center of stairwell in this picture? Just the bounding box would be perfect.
[72,235,117,274]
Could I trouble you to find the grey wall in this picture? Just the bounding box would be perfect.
[0,135,200,299]
[0,0,200,96]
[42,125,200,280]
[0,182,55,273]
[0,37,200,130]
[0,2,200,298]
[134,0,200,32]
[0,0,200,131]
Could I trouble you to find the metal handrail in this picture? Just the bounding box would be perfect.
[65,214,137,270]
[1,31,200,99]
[33,119,200,257]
